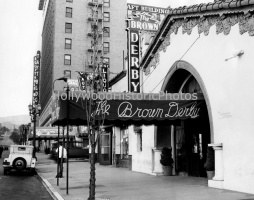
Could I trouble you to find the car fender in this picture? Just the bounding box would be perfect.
[31,158,36,168]
[3,158,10,167]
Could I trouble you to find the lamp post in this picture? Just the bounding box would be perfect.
[54,75,69,195]
[28,103,41,158]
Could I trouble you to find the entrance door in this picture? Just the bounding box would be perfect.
[185,116,209,177]
[160,66,212,177]
[174,106,210,177]
[99,131,112,165]
[185,130,205,177]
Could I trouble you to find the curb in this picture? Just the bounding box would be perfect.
[36,170,65,200]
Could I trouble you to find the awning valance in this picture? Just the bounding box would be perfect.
[51,92,205,126]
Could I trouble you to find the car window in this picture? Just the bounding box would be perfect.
[18,147,26,151]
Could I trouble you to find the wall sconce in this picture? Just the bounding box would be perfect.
[225,50,244,61]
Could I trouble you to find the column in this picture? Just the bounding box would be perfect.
[170,125,175,175]
[208,143,224,189]
[151,148,163,176]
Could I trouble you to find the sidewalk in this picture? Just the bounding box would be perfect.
[35,153,254,200]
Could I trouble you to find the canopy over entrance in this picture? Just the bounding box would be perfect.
[51,92,204,126]
[28,127,75,140]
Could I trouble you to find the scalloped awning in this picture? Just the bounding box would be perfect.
[51,92,205,126]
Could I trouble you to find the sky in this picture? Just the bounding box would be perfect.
[0,0,211,118]
[0,0,42,117]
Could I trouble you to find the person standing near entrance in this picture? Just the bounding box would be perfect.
[55,143,67,178]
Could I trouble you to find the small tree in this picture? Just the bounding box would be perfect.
[160,147,174,166]
[0,126,10,133]
[9,131,21,144]
[0,131,4,136]
[83,3,106,200]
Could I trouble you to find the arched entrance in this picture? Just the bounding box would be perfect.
[156,60,213,177]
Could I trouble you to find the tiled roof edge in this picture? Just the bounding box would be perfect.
[140,0,254,69]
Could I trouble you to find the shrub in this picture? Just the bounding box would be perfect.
[160,147,174,166]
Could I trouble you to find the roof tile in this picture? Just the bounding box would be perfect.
[183,6,188,14]
[222,2,230,8]
[212,3,220,9]
[206,4,214,11]
[166,0,254,18]
[229,1,238,8]
[241,0,249,6]
[192,6,199,12]
[200,4,207,12]
[218,2,224,9]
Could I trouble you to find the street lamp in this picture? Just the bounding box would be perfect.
[54,75,69,195]
[28,103,41,158]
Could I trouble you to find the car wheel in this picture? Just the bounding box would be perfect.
[30,168,36,176]
[13,157,27,171]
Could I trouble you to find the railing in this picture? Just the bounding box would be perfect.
[87,48,102,53]
[87,31,102,37]
[88,0,103,7]
[86,59,94,68]
[87,15,102,22]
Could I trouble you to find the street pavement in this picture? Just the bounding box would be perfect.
[0,150,53,200]
[35,153,254,200]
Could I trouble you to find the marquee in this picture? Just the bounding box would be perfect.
[28,127,75,140]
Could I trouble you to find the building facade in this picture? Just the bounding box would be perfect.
[38,0,127,126]
[37,0,254,195]
[109,3,170,168]
[137,0,254,195]
[108,0,254,195]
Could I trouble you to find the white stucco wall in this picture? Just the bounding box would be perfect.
[110,75,128,92]
[114,127,121,154]
[110,73,128,156]
[141,24,254,194]
[110,73,157,173]
[131,125,155,174]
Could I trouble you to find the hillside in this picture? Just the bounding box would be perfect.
[0,115,30,129]
[0,115,30,125]
[0,122,19,130]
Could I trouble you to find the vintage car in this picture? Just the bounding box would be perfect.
[3,145,36,175]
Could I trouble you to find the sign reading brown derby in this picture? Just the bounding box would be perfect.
[92,100,200,120]
[51,92,204,126]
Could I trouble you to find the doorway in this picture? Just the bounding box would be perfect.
[174,102,210,177]
[98,127,112,165]
[158,61,213,177]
